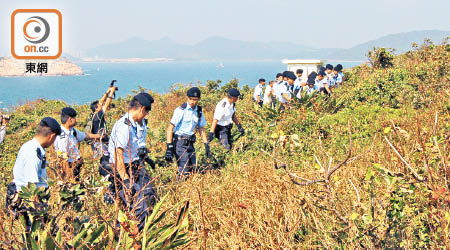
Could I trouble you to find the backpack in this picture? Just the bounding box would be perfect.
[84,113,95,134]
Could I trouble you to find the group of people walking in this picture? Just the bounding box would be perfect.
[4,84,246,232]
[253,64,345,109]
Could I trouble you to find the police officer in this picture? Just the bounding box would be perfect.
[208,88,245,150]
[293,69,304,97]
[330,66,343,88]
[325,64,333,78]
[0,114,10,144]
[305,72,319,95]
[101,92,156,230]
[54,107,100,181]
[253,78,265,107]
[272,73,284,108]
[316,70,331,95]
[336,64,345,85]
[277,71,297,110]
[165,87,210,179]
[6,117,61,231]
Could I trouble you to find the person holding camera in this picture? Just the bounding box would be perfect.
[87,84,117,158]
[0,114,10,144]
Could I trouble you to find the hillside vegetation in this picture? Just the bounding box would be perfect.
[0,39,449,249]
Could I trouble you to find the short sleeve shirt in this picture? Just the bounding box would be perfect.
[277,83,291,103]
[108,113,146,164]
[213,98,236,126]
[253,84,264,101]
[263,85,273,104]
[54,126,86,162]
[13,138,47,191]
[170,104,207,136]
[0,126,5,144]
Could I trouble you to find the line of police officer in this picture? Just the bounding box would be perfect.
[266,64,344,110]
[6,87,244,232]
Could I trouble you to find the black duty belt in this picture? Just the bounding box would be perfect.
[174,134,195,141]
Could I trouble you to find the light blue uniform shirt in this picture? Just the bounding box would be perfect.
[108,113,147,164]
[277,82,291,103]
[293,77,303,93]
[305,85,319,95]
[0,126,5,144]
[253,84,264,101]
[315,78,327,90]
[273,81,283,100]
[13,138,47,191]
[54,126,86,163]
[170,104,206,136]
[330,73,342,88]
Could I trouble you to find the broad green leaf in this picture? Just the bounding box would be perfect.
[86,224,106,244]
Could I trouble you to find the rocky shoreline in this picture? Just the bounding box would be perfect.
[0,57,83,77]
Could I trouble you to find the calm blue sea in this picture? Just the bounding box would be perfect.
[0,61,360,110]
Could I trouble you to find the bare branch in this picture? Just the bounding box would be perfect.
[327,122,353,180]
[260,149,326,186]
[349,179,361,206]
[384,136,425,182]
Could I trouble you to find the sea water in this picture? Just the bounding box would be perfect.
[0,61,361,110]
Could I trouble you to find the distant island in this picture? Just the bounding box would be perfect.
[82,30,449,61]
[0,57,83,77]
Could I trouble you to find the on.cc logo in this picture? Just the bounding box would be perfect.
[11,9,62,59]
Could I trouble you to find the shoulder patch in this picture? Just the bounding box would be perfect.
[222,101,226,108]
[180,103,187,110]
[197,106,202,118]
[36,148,42,160]
[124,118,130,125]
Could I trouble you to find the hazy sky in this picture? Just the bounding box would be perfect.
[1,0,449,55]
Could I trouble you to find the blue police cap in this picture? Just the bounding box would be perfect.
[61,107,77,117]
[318,70,326,76]
[326,64,333,70]
[276,73,283,78]
[228,88,240,97]
[40,117,62,135]
[133,93,153,110]
[259,78,266,83]
[284,71,297,80]
[307,72,318,85]
[335,64,343,71]
[138,92,154,104]
[187,87,201,98]
[296,69,303,74]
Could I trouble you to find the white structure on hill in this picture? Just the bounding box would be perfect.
[282,59,323,82]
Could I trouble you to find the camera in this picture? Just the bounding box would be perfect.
[110,80,119,91]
